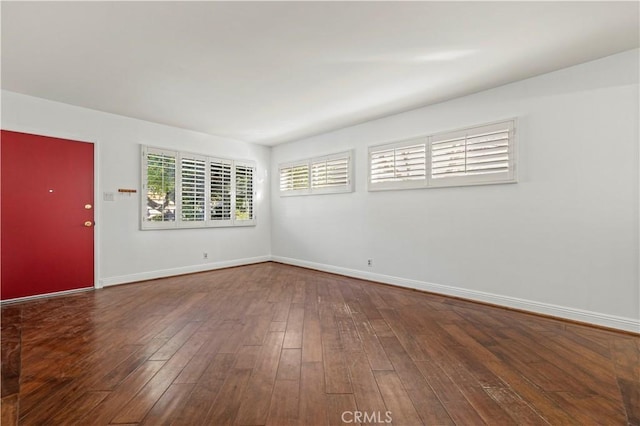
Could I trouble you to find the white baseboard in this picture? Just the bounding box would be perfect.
[100,255,272,287]
[1,287,93,305]
[272,255,640,334]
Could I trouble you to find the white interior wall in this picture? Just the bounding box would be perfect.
[271,49,640,332]
[1,91,272,286]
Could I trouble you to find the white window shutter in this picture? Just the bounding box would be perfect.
[311,152,351,192]
[280,151,353,196]
[235,162,255,223]
[210,158,232,223]
[369,140,426,190]
[429,120,516,187]
[179,155,207,223]
[280,162,310,193]
[141,147,177,229]
[368,120,516,191]
[141,145,257,229]
[370,147,396,184]
[395,144,426,180]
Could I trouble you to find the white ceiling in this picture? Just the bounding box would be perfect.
[2,2,638,146]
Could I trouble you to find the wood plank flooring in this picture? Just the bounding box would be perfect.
[1,262,638,425]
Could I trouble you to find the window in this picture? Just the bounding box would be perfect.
[234,162,255,222]
[210,158,232,223]
[279,151,353,196]
[141,146,256,229]
[180,154,206,222]
[429,121,515,187]
[311,154,350,191]
[143,148,176,226]
[369,140,427,190]
[279,161,309,194]
[368,119,516,191]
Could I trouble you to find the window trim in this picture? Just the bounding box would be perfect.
[279,150,354,196]
[141,145,256,230]
[368,119,517,191]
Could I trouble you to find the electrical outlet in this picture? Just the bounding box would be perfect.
[203,252,208,260]
[367,259,373,267]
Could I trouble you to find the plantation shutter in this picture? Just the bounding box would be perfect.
[430,121,515,186]
[210,158,232,222]
[143,147,177,227]
[395,144,426,180]
[280,162,309,193]
[311,153,350,190]
[280,151,353,196]
[370,147,395,184]
[235,163,255,222]
[369,140,426,190]
[180,155,206,222]
[142,145,257,229]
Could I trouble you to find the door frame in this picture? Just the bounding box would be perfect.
[1,125,101,303]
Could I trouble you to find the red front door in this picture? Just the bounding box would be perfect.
[1,130,94,300]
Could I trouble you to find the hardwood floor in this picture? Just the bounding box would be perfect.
[1,262,638,425]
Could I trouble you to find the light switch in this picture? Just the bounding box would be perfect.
[103,192,115,202]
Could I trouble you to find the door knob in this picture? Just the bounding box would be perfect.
[84,221,93,227]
